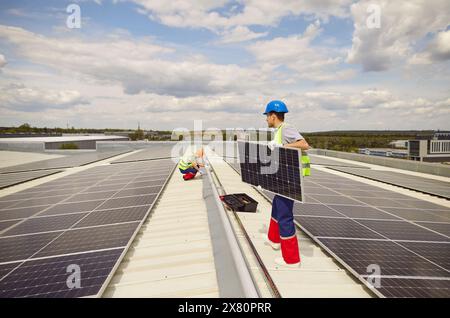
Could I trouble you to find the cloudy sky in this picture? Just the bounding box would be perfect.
[0,0,449,132]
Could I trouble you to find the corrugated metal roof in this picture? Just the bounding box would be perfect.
[103,170,221,297]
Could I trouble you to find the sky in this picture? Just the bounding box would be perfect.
[0,0,449,132]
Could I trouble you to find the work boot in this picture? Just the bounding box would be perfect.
[279,236,301,265]
[267,218,281,244]
[261,234,280,250]
[274,257,300,268]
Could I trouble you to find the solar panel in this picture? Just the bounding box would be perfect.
[0,150,130,174]
[415,222,450,237]
[0,158,175,297]
[111,145,177,164]
[328,166,450,199]
[227,159,450,297]
[0,249,124,298]
[356,219,449,242]
[238,141,304,202]
[309,154,368,168]
[0,170,63,189]
[317,238,449,278]
[374,277,450,298]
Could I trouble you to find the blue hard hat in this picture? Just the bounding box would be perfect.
[263,100,288,115]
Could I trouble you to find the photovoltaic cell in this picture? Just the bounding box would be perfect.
[0,249,124,298]
[295,216,383,239]
[375,278,450,298]
[416,222,450,237]
[356,219,449,242]
[0,205,51,221]
[0,157,175,297]
[318,238,449,278]
[225,144,450,297]
[328,166,450,199]
[398,241,450,270]
[38,200,106,216]
[74,206,150,228]
[380,207,450,223]
[0,220,20,232]
[35,222,140,258]
[327,205,402,220]
[293,203,343,217]
[95,194,157,210]
[0,150,131,174]
[238,141,303,202]
[111,146,176,164]
[0,170,62,189]
[0,231,62,263]
[1,213,88,237]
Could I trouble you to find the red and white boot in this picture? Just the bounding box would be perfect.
[275,235,301,268]
[265,218,281,250]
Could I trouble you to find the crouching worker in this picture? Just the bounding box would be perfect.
[178,147,205,181]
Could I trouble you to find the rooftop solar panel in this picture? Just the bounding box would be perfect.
[356,219,449,242]
[327,204,401,220]
[317,238,449,278]
[0,150,131,174]
[111,145,177,164]
[380,207,450,223]
[35,222,140,258]
[226,158,450,297]
[295,216,384,239]
[1,213,88,237]
[328,166,450,199]
[0,158,175,297]
[0,170,63,189]
[416,222,450,237]
[309,154,368,168]
[374,277,450,298]
[0,249,124,298]
[238,141,304,202]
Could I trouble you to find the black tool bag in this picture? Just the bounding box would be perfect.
[220,193,258,212]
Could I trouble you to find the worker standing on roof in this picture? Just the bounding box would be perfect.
[178,147,205,180]
[263,100,311,267]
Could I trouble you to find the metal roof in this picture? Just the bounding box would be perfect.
[0,145,449,298]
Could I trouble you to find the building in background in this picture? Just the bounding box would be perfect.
[408,131,450,162]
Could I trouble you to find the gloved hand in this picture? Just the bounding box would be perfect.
[268,140,278,151]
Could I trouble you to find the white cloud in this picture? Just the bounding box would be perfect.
[130,0,352,29]
[129,0,352,42]
[218,26,268,44]
[248,21,356,81]
[0,25,268,97]
[0,83,87,112]
[0,54,6,68]
[347,0,450,71]
[409,29,450,65]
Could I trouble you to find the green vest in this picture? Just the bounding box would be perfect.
[178,157,192,170]
[273,123,311,177]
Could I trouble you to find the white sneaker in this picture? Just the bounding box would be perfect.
[261,234,280,250]
[274,257,300,268]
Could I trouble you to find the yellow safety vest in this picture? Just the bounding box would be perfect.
[274,123,311,177]
[178,158,192,170]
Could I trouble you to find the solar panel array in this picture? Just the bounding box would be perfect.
[309,154,368,168]
[225,149,450,297]
[328,166,450,200]
[238,141,304,202]
[111,144,177,164]
[296,169,449,297]
[0,150,130,174]
[0,170,62,189]
[0,159,175,297]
